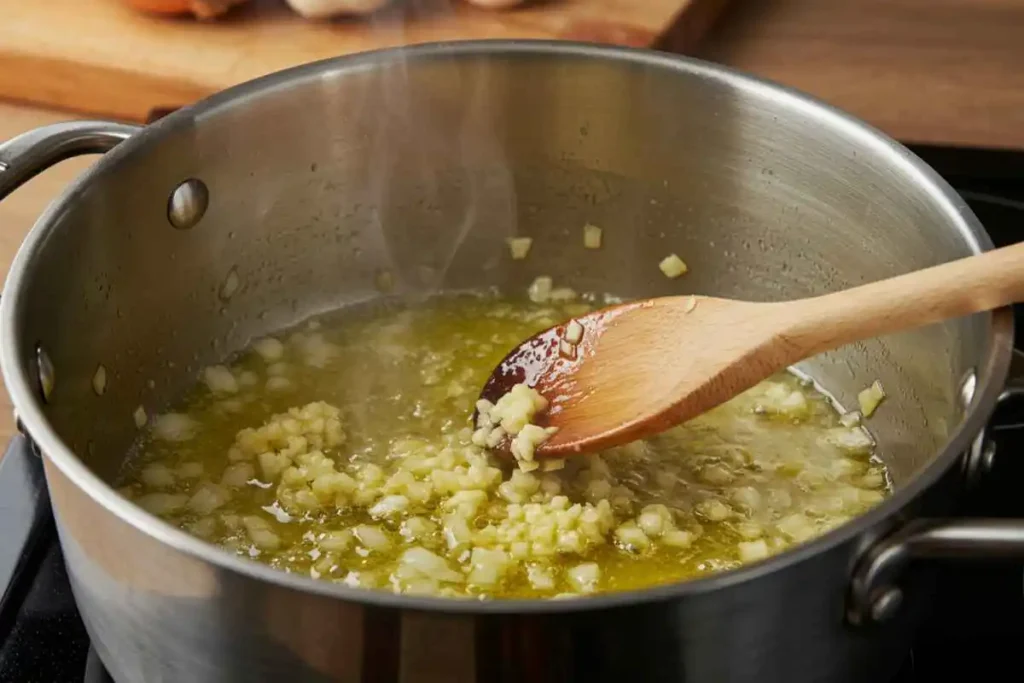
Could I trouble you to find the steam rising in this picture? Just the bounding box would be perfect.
[361,11,517,299]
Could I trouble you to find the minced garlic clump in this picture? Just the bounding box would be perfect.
[472,383,559,472]
[119,282,889,599]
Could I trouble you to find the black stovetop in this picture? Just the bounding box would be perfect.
[3,142,1024,683]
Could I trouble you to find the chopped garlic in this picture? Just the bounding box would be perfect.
[839,411,862,428]
[658,254,688,279]
[92,365,107,396]
[567,562,600,592]
[151,413,198,442]
[858,380,886,418]
[253,337,285,362]
[203,365,238,394]
[564,319,584,344]
[527,276,553,303]
[738,539,770,562]
[506,237,533,260]
[583,224,603,249]
[132,405,148,429]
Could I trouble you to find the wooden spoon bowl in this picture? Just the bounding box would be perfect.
[481,241,1024,459]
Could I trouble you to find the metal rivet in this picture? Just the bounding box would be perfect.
[959,369,977,410]
[167,178,209,230]
[870,587,903,623]
[35,345,55,403]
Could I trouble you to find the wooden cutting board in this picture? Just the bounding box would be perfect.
[0,0,729,122]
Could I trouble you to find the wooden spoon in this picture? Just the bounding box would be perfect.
[480,241,1024,459]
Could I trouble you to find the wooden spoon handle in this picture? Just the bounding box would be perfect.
[784,240,1024,356]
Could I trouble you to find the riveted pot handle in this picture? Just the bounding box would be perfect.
[848,351,1024,626]
[0,121,141,202]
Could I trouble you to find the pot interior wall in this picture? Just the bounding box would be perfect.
[12,47,991,488]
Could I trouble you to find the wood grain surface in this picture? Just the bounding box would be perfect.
[0,0,727,122]
[700,0,1024,149]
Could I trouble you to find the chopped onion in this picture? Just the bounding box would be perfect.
[583,224,603,249]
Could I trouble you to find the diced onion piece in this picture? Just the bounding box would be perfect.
[558,339,577,360]
[540,458,565,472]
[658,254,688,279]
[564,319,584,344]
[566,562,600,593]
[506,237,533,260]
[683,296,697,313]
[858,380,886,417]
[583,224,603,249]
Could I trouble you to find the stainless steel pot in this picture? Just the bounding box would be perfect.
[2,41,1024,683]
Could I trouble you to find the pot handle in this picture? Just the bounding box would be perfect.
[0,121,141,201]
[847,362,1024,626]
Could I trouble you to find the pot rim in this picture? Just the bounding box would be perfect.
[1,39,1014,615]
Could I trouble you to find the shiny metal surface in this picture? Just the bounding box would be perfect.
[0,41,1017,682]
[0,121,139,201]
[167,177,209,230]
[849,372,1024,625]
